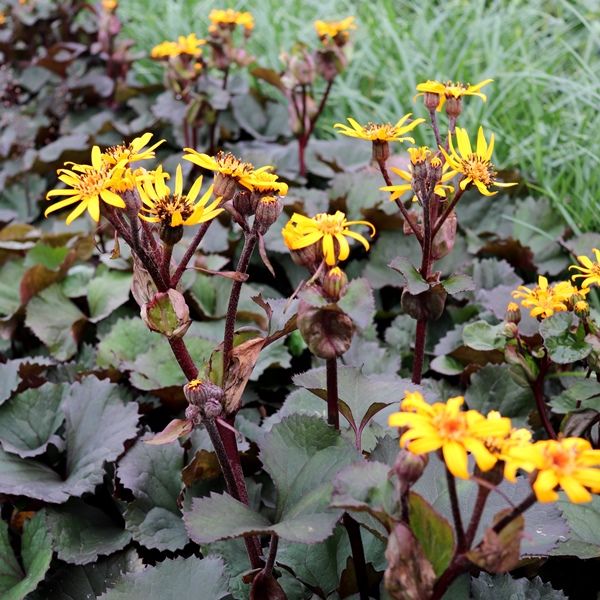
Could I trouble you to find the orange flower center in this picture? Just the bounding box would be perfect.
[76,167,112,197]
[546,445,576,475]
[434,412,467,441]
[315,213,345,234]
[460,154,495,185]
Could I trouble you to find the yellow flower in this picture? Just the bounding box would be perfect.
[314,16,356,44]
[282,211,375,266]
[109,167,164,194]
[388,391,512,479]
[138,164,222,227]
[238,167,288,196]
[440,126,516,197]
[512,276,571,319]
[415,79,493,112]
[509,437,600,503]
[0,12,6,25]
[45,146,125,224]
[380,146,456,202]
[334,114,425,143]
[151,33,205,59]
[209,9,254,31]
[569,248,600,289]
[182,149,255,180]
[102,132,164,167]
[102,0,117,12]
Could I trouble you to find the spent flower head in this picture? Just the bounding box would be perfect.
[440,126,516,196]
[282,210,375,266]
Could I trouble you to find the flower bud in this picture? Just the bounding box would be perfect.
[574,300,590,319]
[445,96,462,118]
[393,449,428,488]
[505,302,521,324]
[297,301,354,359]
[423,92,440,112]
[185,404,202,425]
[401,284,447,322]
[504,345,538,382]
[255,195,283,234]
[289,243,321,272]
[141,289,191,339]
[233,189,256,216]
[289,51,315,85]
[184,378,225,411]
[159,223,184,246]
[322,267,348,301]
[315,47,345,82]
[502,321,519,339]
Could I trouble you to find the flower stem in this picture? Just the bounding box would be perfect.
[222,230,258,372]
[326,358,340,429]
[432,186,465,238]
[170,220,212,287]
[492,492,537,534]
[263,534,278,577]
[430,555,470,600]
[376,158,423,243]
[465,484,490,548]
[412,319,428,384]
[445,466,466,552]
[533,355,557,440]
[161,243,173,287]
[429,108,443,150]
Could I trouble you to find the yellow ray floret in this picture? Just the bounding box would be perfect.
[569,248,600,289]
[138,164,223,227]
[102,132,164,167]
[282,210,375,266]
[314,16,356,41]
[182,149,255,181]
[45,146,125,224]
[415,78,493,112]
[440,126,516,197]
[334,114,424,143]
[209,9,254,30]
[388,391,512,479]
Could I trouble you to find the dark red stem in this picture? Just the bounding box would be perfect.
[326,357,340,429]
[445,466,466,551]
[171,220,212,287]
[533,355,557,440]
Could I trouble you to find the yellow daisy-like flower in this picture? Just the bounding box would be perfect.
[511,275,571,319]
[238,167,288,196]
[102,132,164,167]
[150,33,205,59]
[569,248,600,289]
[508,437,600,503]
[45,146,125,224]
[440,126,516,197]
[380,146,456,202]
[484,414,534,480]
[182,149,255,180]
[102,0,117,12]
[282,210,375,266]
[108,167,165,195]
[389,391,512,480]
[209,9,254,31]
[334,114,425,144]
[314,16,356,43]
[415,79,493,112]
[138,164,223,227]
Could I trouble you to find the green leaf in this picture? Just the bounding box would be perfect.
[408,492,454,576]
[186,415,360,544]
[441,273,475,295]
[25,243,69,270]
[471,573,567,599]
[550,494,600,558]
[96,317,158,368]
[0,512,53,600]
[549,379,600,414]
[0,377,139,502]
[0,382,66,457]
[338,277,375,329]
[25,284,86,360]
[61,264,96,298]
[0,360,21,406]
[99,556,230,600]
[540,314,592,364]
[45,499,131,565]
[430,354,464,375]
[462,321,506,352]
[87,266,132,323]
[465,364,533,427]
[0,259,26,319]
[117,437,188,551]
[388,256,429,294]
[293,366,410,449]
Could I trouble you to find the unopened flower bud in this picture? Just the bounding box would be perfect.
[445,96,462,118]
[289,243,321,272]
[289,51,315,85]
[574,300,589,318]
[184,378,225,410]
[233,189,256,216]
[315,47,344,82]
[505,302,521,324]
[504,345,538,382]
[502,321,519,339]
[423,92,440,112]
[393,449,428,488]
[141,289,191,339]
[185,404,202,425]
[401,284,447,322]
[372,140,390,162]
[322,267,348,301]
[427,156,443,183]
[255,195,283,234]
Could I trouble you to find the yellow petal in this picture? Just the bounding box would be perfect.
[443,441,469,479]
